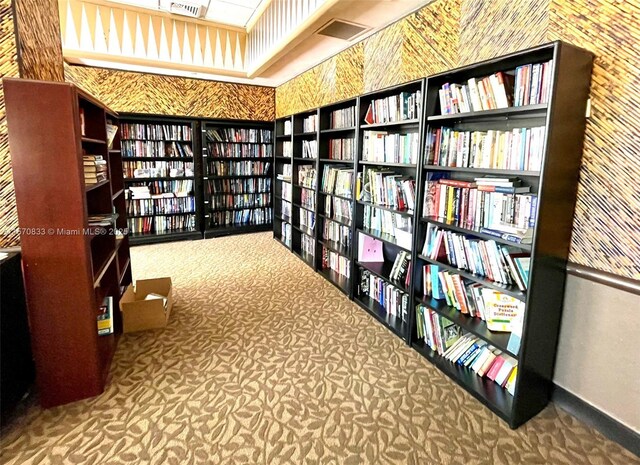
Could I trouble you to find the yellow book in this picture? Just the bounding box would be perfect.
[505,366,518,395]
[446,186,455,222]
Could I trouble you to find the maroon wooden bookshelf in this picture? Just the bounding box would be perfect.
[3,78,132,407]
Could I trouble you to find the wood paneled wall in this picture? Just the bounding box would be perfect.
[13,0,64,81]
[64,64,275,121]
[1,0,21,247]
[275,0,640,279]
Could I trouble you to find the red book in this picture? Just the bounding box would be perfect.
[433,128,442,165]
[439,179,476,188]
[486,355,506,381]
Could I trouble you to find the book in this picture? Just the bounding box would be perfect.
[481,289,525,332]
[97,296,114,335]
[358,234,383,262]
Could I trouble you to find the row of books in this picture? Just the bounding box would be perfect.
[358,268,409,322]
[122,140,193,159]
[362,207,413,250]
[301,140,318,159]
[209,207,272,227]
[303,114,317,133]
[207,142,272,159]
[329,138,356,161]
[207,178,271,195]
[127,181,193,198]
[389,251,411,285]
[423,178,537,238]
[298,165,317,190]
[283,120,292,136]
[362,131,419,165]
[123,161,194,179]
[83,155,107,185]
[426,126,545,172]
[205,128,272,143]
[321,166,353,199]
[280,181,292,202]
[278,164,292,181]
[364,90,421,124]
[300,210,315,233]
[423,266,525,352]
[122,123,192,141]
[300,187,315,211]
[322,218,351,250]
[282,141,293,158]
[330,107,356,129]
[127,214,196,235]
[281,199,291,220]
[281,223,292,247]
[515,61,553,107]
[210,193,271,210]
[207,161,271,177]
[301,233,315,257]
[415,307,518,395]
[127,197,196,216]
[358,168,416,213]
[423,225,530,291]
[324,196,352,226]
[322,249,350,279]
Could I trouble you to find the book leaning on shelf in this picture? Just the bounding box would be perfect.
[362,206,412,250]
[422,224,531,292]
[357,167,416,213]
[437,60,553,115]
[415,305,519,395]
[321,166,353,198]
[298,165,317,189]
[302,140,318,159]
[321,248,350,278]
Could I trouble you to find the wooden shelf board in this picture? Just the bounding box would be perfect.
[421,217,532,251]
[319,191,352,201]
[359,161,417,168]
[93,250,117,288]
[124,176,193,182]
[128,211,196,218]
[204,223,272,238]
[320,127,356,134]
[423,165,540,177]
[357,200,413,217]
[318,213,352,227]
[412,340,513,422]
[86,179,110,192]
[357,228,412,253]
[81,136,106,144]
[123,156,194,161]
[319,238,351,258]
[129,230,200,245]
[427,103,547,122]
[360,119,419,129]
[318,267,350,295]
[354,295,407,341]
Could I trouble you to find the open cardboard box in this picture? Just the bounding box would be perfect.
[119,277,173,333]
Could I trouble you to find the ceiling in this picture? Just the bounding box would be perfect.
[106,0,264,27]
[64,0,433,86]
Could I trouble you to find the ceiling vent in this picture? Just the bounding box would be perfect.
[160,0,208,18]
[316,19,369,41]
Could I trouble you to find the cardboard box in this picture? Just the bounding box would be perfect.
[119,277,173,333]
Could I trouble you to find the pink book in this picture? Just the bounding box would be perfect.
[358,234,383,262]
[486,355,506,381]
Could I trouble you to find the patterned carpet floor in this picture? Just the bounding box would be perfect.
[0,232,637,464]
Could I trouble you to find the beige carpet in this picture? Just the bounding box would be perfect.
[1,232,637,465]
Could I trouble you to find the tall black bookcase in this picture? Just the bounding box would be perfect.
[271,41,594,428]
[201,119,274,238]
[120,114,201,245]
[274,116,293,248]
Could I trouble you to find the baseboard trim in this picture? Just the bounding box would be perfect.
[552,385,640,457]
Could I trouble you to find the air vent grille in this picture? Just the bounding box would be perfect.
[167,1,206,18]
[316,19,369,41]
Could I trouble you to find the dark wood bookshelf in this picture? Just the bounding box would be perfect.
[358,161,416,168]
[356,200,413,217]
[271,41,594,429]
[4,78,132,408]
[201,119,273,237]
[120,114,200,245]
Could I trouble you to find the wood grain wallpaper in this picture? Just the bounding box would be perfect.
[65,64,275,121]
[275,0,640,279]
[549,0,640,279]
[13,0,64,81]
[458,0,549,65]
[1,0,20,248]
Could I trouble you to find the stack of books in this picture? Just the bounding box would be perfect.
[83,155,108,185]
[364,90,421,123]
[362,131,419,164]
[357,168,416,213]
[321,166,353,198]
[358,268,409,321]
